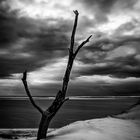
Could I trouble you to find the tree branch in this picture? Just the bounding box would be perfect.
[46,90,69,118]
[22,71,43,114]
[74,35,92,57]
[61,11,79,95]
[69,10,79,53]
[61,11,92,98]
[47,91,69,113]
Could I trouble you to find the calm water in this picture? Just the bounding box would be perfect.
[0,97,138,128]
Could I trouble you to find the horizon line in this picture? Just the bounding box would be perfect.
[0,96,140,100]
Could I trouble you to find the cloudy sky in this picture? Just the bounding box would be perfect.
[0,0,140,97]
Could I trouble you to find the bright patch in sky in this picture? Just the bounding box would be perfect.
[26,58,93,85]
[97,14,132,35]
[28,58,67,85]
[74,75,140,84]
[4,0,73,19]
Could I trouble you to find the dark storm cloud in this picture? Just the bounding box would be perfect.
[0,8,19,48]
[0,55,49,78]
[90,35,140,53]
[75,35,140,78]
[0,5,71,78]
[0,5,41,48]
[77,35,140,62]
[76,0,137,23]
[26,27,69,52]
[68,80,140,96]
[77,58,140,78]
[80,0,115,13]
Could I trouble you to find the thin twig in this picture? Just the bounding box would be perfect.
[22,71,43,114]
[74,35,92,57]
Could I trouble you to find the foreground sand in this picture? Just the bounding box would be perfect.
[46,106,140,140]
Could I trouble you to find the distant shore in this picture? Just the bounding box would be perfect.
[0,96,140,100]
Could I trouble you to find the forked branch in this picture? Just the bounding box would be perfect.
[45,10,92,118]
[74,35,92,57]
[46,90,69,117]
[61,11,92,95]
[22,71,43,114]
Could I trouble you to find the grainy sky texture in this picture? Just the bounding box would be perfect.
[0,0,140,96]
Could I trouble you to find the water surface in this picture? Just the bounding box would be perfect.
[0,97,138,128]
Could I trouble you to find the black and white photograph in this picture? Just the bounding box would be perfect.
[0,0,140,139]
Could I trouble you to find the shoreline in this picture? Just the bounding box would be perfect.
[0,96,140,100]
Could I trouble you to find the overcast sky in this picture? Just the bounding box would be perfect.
[0,0,140,97]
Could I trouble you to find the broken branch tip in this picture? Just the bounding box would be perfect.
[73,10,79,15]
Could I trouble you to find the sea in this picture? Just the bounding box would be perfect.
[0,96,139,128]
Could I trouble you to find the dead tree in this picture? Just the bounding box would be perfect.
[22,10,92,140]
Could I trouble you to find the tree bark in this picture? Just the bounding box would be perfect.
[37,113,51,140]
[22,10,92,140]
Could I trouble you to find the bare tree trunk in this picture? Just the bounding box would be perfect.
[36,90,69,140]
[37,114,49,140]
[22,10,92,140]
[37,113,51,140]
